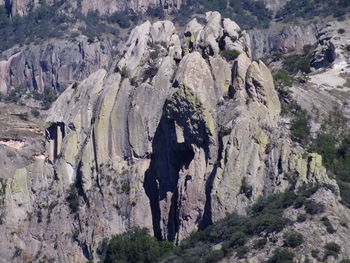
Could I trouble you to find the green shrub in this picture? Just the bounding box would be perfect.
[220,50,241,61]
[66,185,80,214]
[274,70,293,87]
[5,86,27,103]
[253,238,267,249]
[266,248,295,263]
[146,6,165,19]
[31,108,40,118]
[104,228,174,263]
[276,0,350,22]
[304,200,325,215]
[236,246,249,258]
[296,213,307,223]
[311,249,319,258]
[321,216,336,234]
[205,249,225,263]
[224,232,247,249]
[309,133,337,169]
[290,109,311,146]
[324,242,341,258]
[283,231,304,248]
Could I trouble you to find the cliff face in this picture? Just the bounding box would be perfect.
[0,12,339,263]
[0,38,114,94]
[249,23,320,59]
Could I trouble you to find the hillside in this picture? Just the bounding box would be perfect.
[0,1,350,263]
[0,11,350,262]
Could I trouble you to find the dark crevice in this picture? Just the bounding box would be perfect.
[144,115,195,242]
[91,128,104,197]
[199,129,224,230]
[229,60,238,98]
[278,156,283,175]
[46,122,65,162]
[76,161,90,207]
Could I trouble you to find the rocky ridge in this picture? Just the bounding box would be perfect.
[0,11,345,263]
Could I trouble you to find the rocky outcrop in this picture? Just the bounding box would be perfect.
[0,37,114,94]
[250,23,320,59]
[0,12,340,262]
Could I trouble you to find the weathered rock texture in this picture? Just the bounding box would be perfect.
[250,22,320,59]
[0,38,114,94]
[0,12,343,263]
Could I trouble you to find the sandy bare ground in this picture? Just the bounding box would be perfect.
[0,139,25,149]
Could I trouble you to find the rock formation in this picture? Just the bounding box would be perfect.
[0,12,342,263]
[0,38,114,94]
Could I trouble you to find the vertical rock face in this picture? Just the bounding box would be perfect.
[249,23,320,59]
[0,12,336,262]
[0,38,113,93]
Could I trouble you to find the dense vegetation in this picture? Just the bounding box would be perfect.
[99,184,336,263]
[0,2,71,51]
[101,228,174,263]
[176,0,272,29]
[276,0,350,22]
[0,2,128,52]
[274,66,350,207]
[310,110,350,207]
[1,85,58,109]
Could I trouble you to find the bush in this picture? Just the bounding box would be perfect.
[224,232,247,249]
[290,109,311,146]
[338,28,346,34]
[205,249,225,263]
[220,50,240,61]
[104,228,174,263]
[66,185,80,214]
[296,213,307,223]
[304,200,325,215]
[283,231,304,248]
[253,238,267,249]
[236,246,249,258]
[276,0,350,22]
[146,6,165,19]
[266,248,295,263]
[324,242,341,258]
[31,108,40,118]
[321,217,336,234]
[274,70,293,87]
[5,86,27,103]
[311,249,319,258]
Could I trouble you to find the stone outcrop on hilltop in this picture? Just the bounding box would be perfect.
[0,12,344,263]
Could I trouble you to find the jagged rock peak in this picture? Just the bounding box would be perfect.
[0,13,338,263]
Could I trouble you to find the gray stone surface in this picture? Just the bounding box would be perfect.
[0,13,347,263]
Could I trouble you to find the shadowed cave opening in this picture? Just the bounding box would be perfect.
[46,122,65,162]
[144,116,195,242]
